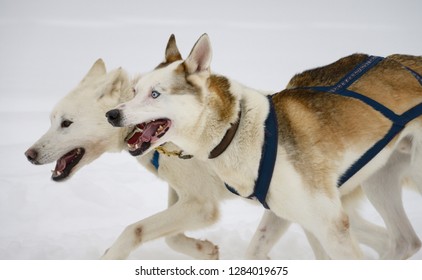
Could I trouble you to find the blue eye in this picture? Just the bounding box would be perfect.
[151,90,161,99]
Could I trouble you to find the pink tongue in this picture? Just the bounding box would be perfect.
[55,152,76,172]
[56,158,66,172]
[141,123,159,142]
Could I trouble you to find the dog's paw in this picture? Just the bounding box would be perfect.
[196,240,219,260]
[100,248,127,260]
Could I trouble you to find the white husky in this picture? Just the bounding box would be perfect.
[107,34,422,259]
[24,51,394,259]
[24,59,225,259]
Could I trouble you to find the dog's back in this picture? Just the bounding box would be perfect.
[274,53,422,189]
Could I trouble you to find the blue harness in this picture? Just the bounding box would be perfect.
[225,95,278,209]
[151,56,422,210]
[226,55,422,209]
[151,150,160,170]
[303,56,422,187]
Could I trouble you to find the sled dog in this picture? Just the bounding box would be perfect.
[107,34,422,259]
[24,53,390,259]
[24,59,227,259]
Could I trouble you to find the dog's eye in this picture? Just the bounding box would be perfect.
[151,90,161,99]
[131,87,137,95]
[61,120,73,128]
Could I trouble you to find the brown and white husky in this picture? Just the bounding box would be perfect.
[107,34,422,259]
[24,49,393,260]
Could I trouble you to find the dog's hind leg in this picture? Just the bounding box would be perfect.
[245,210,370,260]
[342,189,390,257]
[362,150,421,259]
[164,188,218,259]
[304,206,362,259]
[101,194,220,260]
[409,135,422,195]
[245,210,291,259]
[347,208,389,257]
[269,186,362,259]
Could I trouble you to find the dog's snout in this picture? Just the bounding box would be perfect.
[106,109,122,127]
[25,149,39,164]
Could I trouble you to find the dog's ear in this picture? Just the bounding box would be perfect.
[164,34,182,63]
[82,59,107,83]
[184,33,212,75]
[97,68,126,103]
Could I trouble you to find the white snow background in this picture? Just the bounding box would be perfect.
[0,0,421,260]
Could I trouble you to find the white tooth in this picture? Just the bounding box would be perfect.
[57,171,62,176]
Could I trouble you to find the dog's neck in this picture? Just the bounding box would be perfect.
[210,83,270,196]
[177,76,271,196]
[208,109,242,159]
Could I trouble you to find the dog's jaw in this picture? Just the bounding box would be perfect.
[125,118,172,156]
[51,148,85,181]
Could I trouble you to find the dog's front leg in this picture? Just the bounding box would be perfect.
[245,210,291,259]
[101,199,219,260]
[164,187,218,260]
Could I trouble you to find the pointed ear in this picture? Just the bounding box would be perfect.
[164,34,182,63]
[98,68,126,102]
[81,58,106,83]
[184,34,212,75]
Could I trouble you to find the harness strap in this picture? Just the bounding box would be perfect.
[304,55,422,187]
[151,150,160,170]
[327,55,384,93]
[225,95,278,209]
[338,102,422,186]
[404,66,422,86]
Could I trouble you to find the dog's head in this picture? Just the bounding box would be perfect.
[106,34,219,157]
[24,60,134,181]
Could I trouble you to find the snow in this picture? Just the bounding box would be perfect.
[0,0,421,260]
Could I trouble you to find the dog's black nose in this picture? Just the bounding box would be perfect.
[25,148,39,164]
[106,109,122,127]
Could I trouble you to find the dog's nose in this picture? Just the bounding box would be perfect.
[106,109,122,127]
[25,149,39,164]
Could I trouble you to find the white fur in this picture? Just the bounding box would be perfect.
[112,34,422,259]
[26,59,394,260]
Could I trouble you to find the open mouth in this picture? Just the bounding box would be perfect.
[51,148,85,181]
[125,119,171,156]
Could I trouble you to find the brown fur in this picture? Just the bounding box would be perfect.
[155,34,183,70]
[207,75,236,120]
[389,54,422,74]
[274,54,422,190]
[195,242,203,251]
[134,227,143,244]
[287,54,369,89]
[172,63,237,122]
